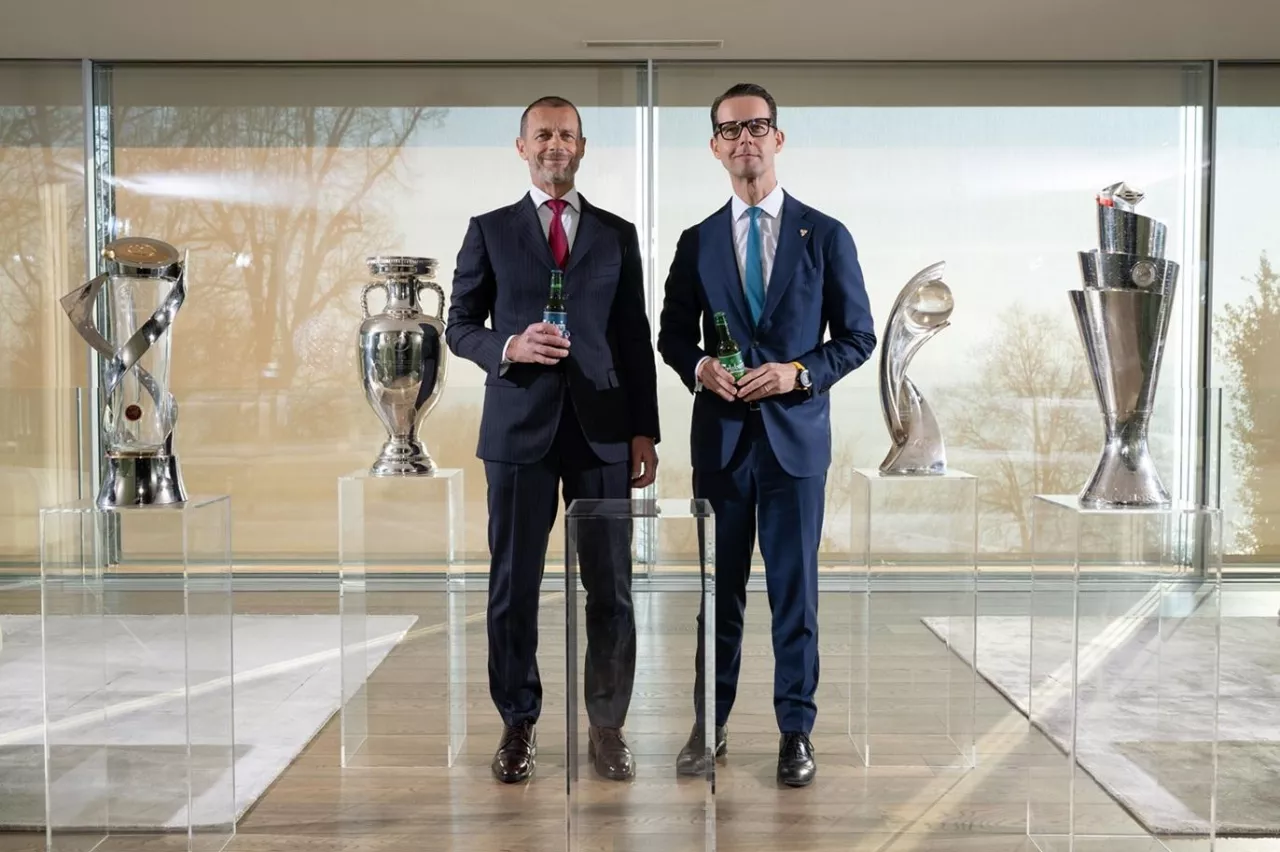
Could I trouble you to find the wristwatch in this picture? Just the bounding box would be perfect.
[792,361,812,393]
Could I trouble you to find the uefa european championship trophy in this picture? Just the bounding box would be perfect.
[61,236,188,508]
[1070,182,1178,508]
[358,256,448,476]
[878,260,954,475]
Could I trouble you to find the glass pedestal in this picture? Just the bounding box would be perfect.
[38,495,234,852]
[1028,495,1223,852]
[849,467,978,769]
[338,469,466,769]
[565,498,714,852]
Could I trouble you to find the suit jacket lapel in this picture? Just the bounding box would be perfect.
[704,202,752,331]
[759,193,813,327]
[514,194,556,270]
[564,196,599,275]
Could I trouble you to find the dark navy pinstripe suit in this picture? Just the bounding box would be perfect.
[446,192,660,729]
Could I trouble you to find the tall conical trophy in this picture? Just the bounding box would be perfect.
[358,256,448,476]
[878,261,954,475]
[1070,182,1178,508]
[61,237,188,508]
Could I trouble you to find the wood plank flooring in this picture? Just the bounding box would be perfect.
[1,583,1270,851]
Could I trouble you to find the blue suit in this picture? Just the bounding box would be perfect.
[658,190,876,734]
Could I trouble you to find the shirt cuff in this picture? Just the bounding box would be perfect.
[498,334,517,376]
[693,355,710,391]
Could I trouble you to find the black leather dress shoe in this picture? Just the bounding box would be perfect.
[675,722,727,776]
[491,721,536,783]
[777,732,816,787]
[588,725,635,780]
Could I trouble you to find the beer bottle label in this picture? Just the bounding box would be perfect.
[543,309,569,339]
[718,351,746,381]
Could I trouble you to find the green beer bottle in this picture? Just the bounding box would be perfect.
[543,269,568,339]
[714,311,746,381]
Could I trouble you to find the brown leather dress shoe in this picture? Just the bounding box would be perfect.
[587,725,635,780]
[492,721,536,783]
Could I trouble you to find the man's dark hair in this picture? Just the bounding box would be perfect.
[520,95,583,137]
[710,83,778,130]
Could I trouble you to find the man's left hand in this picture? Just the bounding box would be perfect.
[630,436,658,488]
[737,363,798,402]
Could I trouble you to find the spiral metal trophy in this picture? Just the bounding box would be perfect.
[1071,182,1178,508]
[61,237,188,508]
[358,256,448,476]
[878,261,954,475]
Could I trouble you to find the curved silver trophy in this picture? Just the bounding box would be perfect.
[878,261,954,475]
[1071,182,1178,508]
[359,256,448,476]
[61,236,188,507]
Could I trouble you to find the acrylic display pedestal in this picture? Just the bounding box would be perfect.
[38,495,235,852]
[1027,494,1223,852]
[565,498,715,852]
[338,469,466,769]
[849,467,978,770]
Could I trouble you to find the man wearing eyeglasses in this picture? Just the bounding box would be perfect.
[657,82,877,787]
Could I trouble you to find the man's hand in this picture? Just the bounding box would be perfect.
[630,436,658,488]
[696,358,739,402]
[737,363,798,402]
[506,322,570,365]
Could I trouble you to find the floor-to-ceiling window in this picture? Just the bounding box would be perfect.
[104,63,644,567]
[0,61,87,573]
[1211,62,1280,571]
[651,61,1210,567]
[0,60,1225,574]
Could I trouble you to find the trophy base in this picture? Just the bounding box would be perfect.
[98,452,188,508]
[370,438,436,477]
[1078,437,1170,509]
[878,440,947,476]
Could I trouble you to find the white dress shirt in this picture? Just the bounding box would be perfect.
[501,186,581,368]
[695,184,786,387]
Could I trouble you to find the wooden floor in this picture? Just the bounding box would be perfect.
[2,584,1271,852]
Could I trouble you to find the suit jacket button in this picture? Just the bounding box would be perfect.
[750,340,758,347]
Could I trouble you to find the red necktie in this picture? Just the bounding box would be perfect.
[546,198,570,269]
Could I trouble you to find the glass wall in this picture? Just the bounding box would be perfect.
[1,59,1247,573]
[106,63,643,567]
[0,61,88,573]
[653,62,1210,566]
[1211,62,1280,569]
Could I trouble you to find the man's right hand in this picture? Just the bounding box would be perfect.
[697,357,738,402]
[505,322,570,365]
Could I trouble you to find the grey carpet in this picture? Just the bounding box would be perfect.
[0,613,417,832]
[923,613,1280,837]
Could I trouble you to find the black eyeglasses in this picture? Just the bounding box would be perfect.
[714,118,774,140]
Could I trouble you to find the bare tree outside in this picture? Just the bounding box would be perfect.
[1216,252,1280,556]
[105,103,449,560]
[943,303,1096,554]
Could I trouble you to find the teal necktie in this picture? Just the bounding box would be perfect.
[744,207,765,325]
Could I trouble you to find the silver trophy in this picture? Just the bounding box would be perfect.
[359,256,448,476]
[61,237,188,507]
[1070,182,1178,508]
[879,261,954,475]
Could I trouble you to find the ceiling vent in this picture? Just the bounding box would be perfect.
[582,39,724,49]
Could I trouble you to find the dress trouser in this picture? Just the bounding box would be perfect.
[692,410,826,734]
[484,396,636,729]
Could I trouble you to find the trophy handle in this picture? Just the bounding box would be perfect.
[361,282,386,319]
[418,279,447,322]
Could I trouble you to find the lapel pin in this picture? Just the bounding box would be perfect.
[799,228,809,237]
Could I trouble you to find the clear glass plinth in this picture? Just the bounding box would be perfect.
[38,495,234,852]
[1028,495,1222,852]
[565,498,714,852]
[339,469,466,769]
[849,467,978,770]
